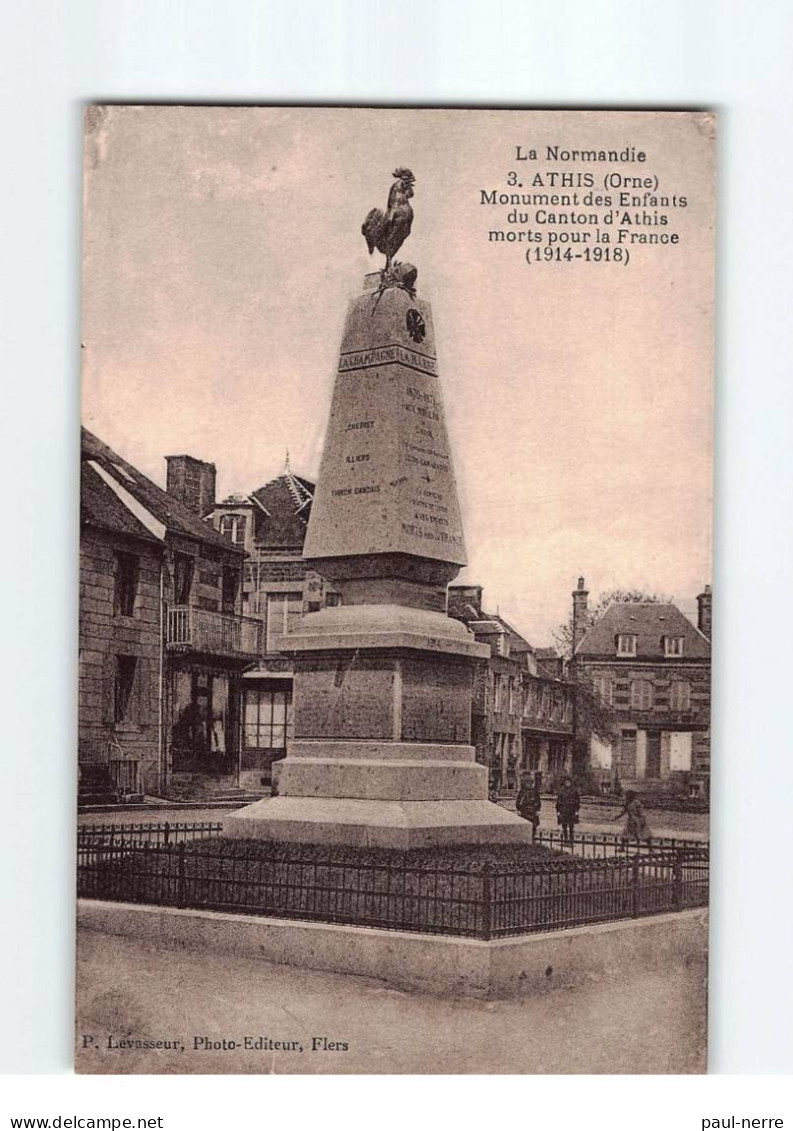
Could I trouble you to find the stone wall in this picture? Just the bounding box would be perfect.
[78,528,162,793]
[78,900,708,1003]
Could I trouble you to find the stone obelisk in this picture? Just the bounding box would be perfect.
[225,170,530,848]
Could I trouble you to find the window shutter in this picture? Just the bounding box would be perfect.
[101,661,116,724]
[137,657,151,725]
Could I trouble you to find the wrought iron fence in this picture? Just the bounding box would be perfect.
[535,829,708,859]
[77,824,708,941]
[78,821,223,850]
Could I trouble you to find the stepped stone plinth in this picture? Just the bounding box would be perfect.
[225,272,531,849]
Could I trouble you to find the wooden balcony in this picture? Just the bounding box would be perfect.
[166,605,263,660]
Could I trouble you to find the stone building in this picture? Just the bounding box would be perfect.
[79,426,584,802]
[209,465,341,790]
[447,585,574,791]
[78,429,258,801]
[569,578,712,797]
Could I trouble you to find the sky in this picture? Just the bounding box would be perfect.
[81,107,714,644]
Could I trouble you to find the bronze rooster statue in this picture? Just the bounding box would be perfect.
[361,168,415,275]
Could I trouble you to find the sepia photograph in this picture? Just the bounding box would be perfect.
[75,106,714,1074]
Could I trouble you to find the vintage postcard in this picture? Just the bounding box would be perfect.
[77,107,714,1074]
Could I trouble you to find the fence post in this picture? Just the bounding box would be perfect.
[482,861,492,940]
[631,857,640,918]
[672,849,683,911]
[177,841,186,909]
[164,821,171,847]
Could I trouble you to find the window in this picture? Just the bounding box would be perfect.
[245,688,289,749]
[630,679,653,710]
[265,592,303,653]
[664,635,685,657]
[114,551,139,616]
[669,680,691,710]
[616,634,637,656]
[593,675,613,705]
[493,674,502,712]
[173,553,194,605]
[114,655,137,723]
[220,513,247,545]
[508,678,515,714]
[523,682,535,716]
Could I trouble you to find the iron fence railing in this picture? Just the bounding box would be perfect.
[78,821,223,849]
[535,829,708,859]
[77,824,708,940]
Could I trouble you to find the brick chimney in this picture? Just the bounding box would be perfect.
[697,584,712,639]
[572,576,589,654]
[165,455,217,517]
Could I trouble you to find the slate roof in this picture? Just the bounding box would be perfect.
[454,608,534,656]
[575,602,710,660]
[80,428,243,553]
[80,459,159,544]
[248,473,315,548]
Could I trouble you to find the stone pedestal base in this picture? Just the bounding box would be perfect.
[223,796,532,850]
[224,602,533,849]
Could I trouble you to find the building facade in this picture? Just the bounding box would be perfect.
[80,430,594,803]
[79,430,259,801]
[570,578,712,798]
[209,466,341,790]
[448,585,574,791]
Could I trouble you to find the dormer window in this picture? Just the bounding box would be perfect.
[664,635,684,657]
[616,634,637,656]
[220,513,247,545]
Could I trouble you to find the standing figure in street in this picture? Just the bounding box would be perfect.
[614,789,652,843]
[555,777,580,845]
[489,763,501,802]
[516,774,542,842]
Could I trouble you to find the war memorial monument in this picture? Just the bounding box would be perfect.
[225,169,531,850]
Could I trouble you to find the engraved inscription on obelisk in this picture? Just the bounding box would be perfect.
[303,281,467,567]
